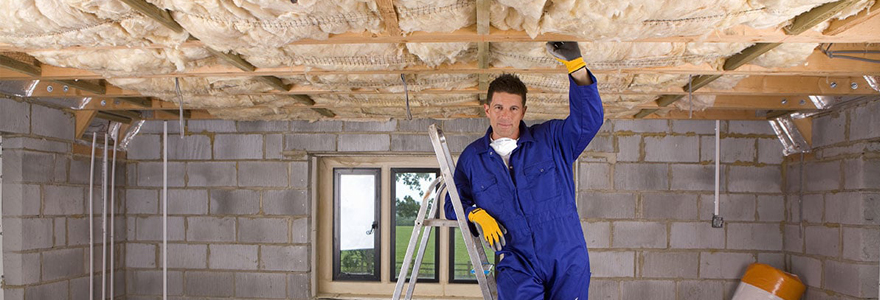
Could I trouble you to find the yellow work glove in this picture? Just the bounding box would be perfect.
[545,41,586,74]
[468,208,507,251]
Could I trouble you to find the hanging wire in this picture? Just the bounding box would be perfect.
[688,75,694,119]
[401,74,412,120]
[174,78,185,138]
[821,43,880,64]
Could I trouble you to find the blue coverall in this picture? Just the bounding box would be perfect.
[445,73,604,300]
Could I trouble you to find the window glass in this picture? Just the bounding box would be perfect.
[391,169,439,282]
[334,168,380,281]
[449,227,496,283]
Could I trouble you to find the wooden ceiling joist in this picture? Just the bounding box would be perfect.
[119,0,184,33]
[0,55,41,77]
[3,14,880,54]
[74,110,97,139]
[824,0,880,35]
[635,0,864,118]
[3,47,878,82]
[376,0,401,36]
[51,80,106,95]
[95,111,133,124]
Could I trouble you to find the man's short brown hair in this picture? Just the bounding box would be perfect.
[487,74,528,106]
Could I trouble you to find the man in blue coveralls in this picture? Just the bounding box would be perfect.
[445,41,603,299]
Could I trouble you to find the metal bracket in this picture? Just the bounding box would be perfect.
[769,115,811,156]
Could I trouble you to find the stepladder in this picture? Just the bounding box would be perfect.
[392,124,499,300]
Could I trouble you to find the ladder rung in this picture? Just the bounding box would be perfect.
[422,219,459,227]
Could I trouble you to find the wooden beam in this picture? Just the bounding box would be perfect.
[641,109,766,120]
[96,111,132,124]
[311,108,336,118]
[634,109,659,118]
[103,110,142,120]
[0,55,40,77]
[51,80,106,94]
[119,0,184,33]
[255,76,290,92]
[116,97,152,107]
[723,43,782,71]
[376,0,401,36]
[154,109,191,119]
[205,48,256,72]
[75,110,97,139]
[6,47,878,81]
[476,0,490,35]
[785,0,860,35]
[656,95,684,107]
[824,0,880,35]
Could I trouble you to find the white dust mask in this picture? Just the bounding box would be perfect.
[490,138,517,157]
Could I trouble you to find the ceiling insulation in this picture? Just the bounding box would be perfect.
[0,0,876,121]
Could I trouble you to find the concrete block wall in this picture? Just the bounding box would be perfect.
[573,119,787,300]
[123,118,791,300]
[1,97,126,300]
[786,100,880,300]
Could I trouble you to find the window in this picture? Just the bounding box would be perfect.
[390,168,439,282]
[332,168,381,281]
[449,228,497,283]
[317,156,492,298]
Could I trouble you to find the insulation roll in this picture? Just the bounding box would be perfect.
[732,263,806,300]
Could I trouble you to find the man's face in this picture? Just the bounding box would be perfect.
[485,92,527,140]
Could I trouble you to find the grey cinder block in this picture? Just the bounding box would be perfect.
[289,273,311,299]
[641,251,699,278]
[289,161,309,188]
[644,135,698,162]
[168,244,207,269]
[187,120,236,133]
[717,194,757,222]
[728,120,773,136]
[185,271,234,297]
[42,248,83,281]
[578,162,611,190]
[42,185,85,215]
[784,224,804,253]
[641,193,698,220]
[126,189,159,214]
[727,223,782,251]
[576,192,636,219]
[127,270,183,296]
[756,195,784,222]
[585,135,613,153]
[167,134,212,160]
[442,118,488,133]
[699,252,755,279]
[186,217,235,242]
[620,280,675,300]
[728,165,781,193]
[587,279,619,300]
[671,164,715,191]
[588,251,635,277]
[292,217,309,244]
[615,120,668,133]
[671,120,715,135]
[168,189,209,215]
[290,120,342,132]
[611,221,666,248]
[238,218,289,243]
[344,120,397,132]
[125,243,157,268]
[2,252,41,285]
[214,134,263,159]
[137,162,185,187]
[337,134,391,152]
[260,245,309,271]
[2,218,52,251]
[789,255,821,287]
[263,190,309,216]
[266,134,283,159]
[823,260,879,298]
[812,113,846,147]
[849,99,880,141]
[238,120,289,132]
[616,135,640,162]
[186,162,235,187]
[23,280,68,300]
[209,244,258,270]
[210,189,260,215]
[136,216,185,241]
[31,104,73,140]
[842,227,880,262]
[670,222,724,249]
[2,183,41,216]
[803,160,841,192]
[0,98,30,134]
[284,134,336,151]
[238,162,288,187]
[236,272,287,298]
[582,221,610,249]
[757,138,784,164]
[613,163,668,191]
[397,119,441,132]
[805,225,840,257]
[678,280,723,300]
[391,134,433,152]
[127,134,161,160]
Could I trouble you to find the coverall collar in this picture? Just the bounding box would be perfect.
[476,121,534,154]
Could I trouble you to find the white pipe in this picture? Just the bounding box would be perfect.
[110,134,118,299]
[163,121,168,300]
[89,133,96,300]
[715,120,721,215]
[102,134,108,300]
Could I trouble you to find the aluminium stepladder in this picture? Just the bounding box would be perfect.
[392,124,498,300]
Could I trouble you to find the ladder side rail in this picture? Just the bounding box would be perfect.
[392,177,442,300]
[404,188,442,300]
[428,124,495,300]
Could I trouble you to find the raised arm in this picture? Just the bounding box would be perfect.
[546,41,605,162]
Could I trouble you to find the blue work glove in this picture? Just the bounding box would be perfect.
[545,41,586,74]
[468,208,507,251]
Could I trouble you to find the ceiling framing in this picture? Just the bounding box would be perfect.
[0,0,879,131]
